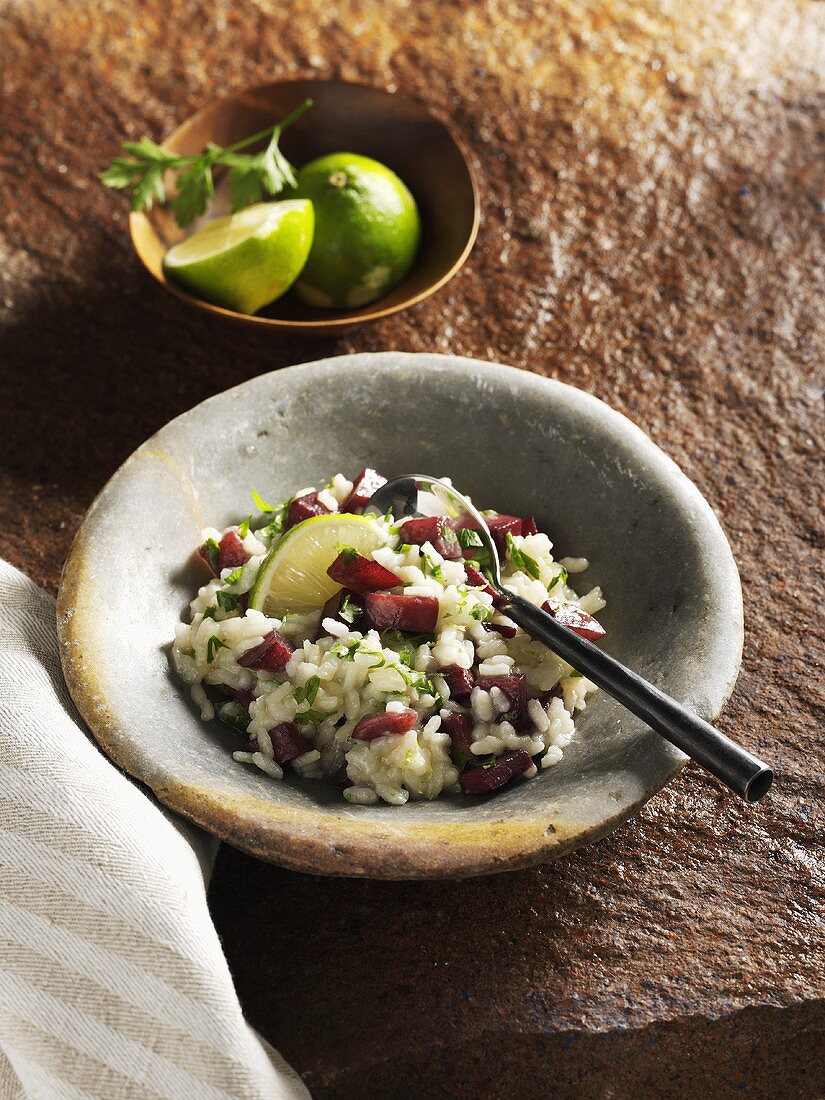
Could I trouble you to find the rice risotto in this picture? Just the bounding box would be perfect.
[172,470,606,805]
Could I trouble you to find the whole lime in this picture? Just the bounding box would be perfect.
[288,153,421,309]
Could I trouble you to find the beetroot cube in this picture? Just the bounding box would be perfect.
[442,665,475,703]
[286,492,332,530]
[344,468,387,512]
[542,601,606,641]
[400,517,461,560]
[441,711,475,758]
[219,529,250,570]
[360,593,439,634]
[483,618,517,639]
[464,564,507,607]
[475,673,527,725]
[267,722,311,765]
[352,707,418,741]
[229,687,255,708]
[327,551,400,593]
[521,516,538,536]
[237,630,294,671]
[458,750,533,795]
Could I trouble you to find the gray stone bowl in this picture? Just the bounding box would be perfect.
[57,353,743,878]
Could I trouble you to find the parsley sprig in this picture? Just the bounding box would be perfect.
[100,99,313,227]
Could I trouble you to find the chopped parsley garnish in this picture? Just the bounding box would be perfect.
[336,545,359,564]
[293,709,327,726]
[223,566,244,585]
[546,567,569,592]
[217,701,251,732]
[470,603,494,621]
[216,590,238,612]
[206,635,228,663]
[202,537,221,573]
[202,605,217,620]
[237,516,251,538]
[338,594,360,624]
[506,532,541,580]
[567,670,583,679]
[457,528,483,550]
[294,675,320,706]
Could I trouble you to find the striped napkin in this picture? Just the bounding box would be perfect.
[0,560,309,1099]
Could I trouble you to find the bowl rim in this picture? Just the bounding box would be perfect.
[57,354,744,879]
[128,77,481,329]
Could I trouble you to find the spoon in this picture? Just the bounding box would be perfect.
[367,474,773,803]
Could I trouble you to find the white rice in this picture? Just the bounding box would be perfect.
[172,475,605,804]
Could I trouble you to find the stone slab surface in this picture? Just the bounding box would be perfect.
[1,0,822,1096]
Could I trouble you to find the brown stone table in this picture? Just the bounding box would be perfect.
[1,1,823,1095]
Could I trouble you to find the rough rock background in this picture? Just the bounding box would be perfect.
[1,0,823,1096]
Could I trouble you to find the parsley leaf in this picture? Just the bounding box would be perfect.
[217,701,251,732]
[202,537,221,574]
[293,675,321,706]
[506,532,541,580]
[101,100,313,229]
[216,590,237,612]
[338,595,360,624]
[202,605,217,620]
[458,528,484,550]
[546,567,569,592]
[237,516,251,538]
[223,567,244,585]
[293,709,327,726]
[470,603,494,621]
[206,635,228,663]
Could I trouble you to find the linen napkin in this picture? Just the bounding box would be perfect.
[0,560,309,1100]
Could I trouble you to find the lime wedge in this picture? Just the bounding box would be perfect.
[163,200,314,315]
[248,513,388,617]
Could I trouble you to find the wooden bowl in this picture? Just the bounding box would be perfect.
[129,80,479,334]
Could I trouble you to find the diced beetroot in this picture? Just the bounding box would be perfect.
[521,516,538,536]
[332,764,353,790]
[459,750,533,795]
[286,492,332,530]
[267,722,311,765]
[542,601,606,641]
[327,551,401,593]
[399,517,461,560]
[237,630,294,671]
[219,529,250,570]
[483,618,518,639]
[243,737,257,753]
[454,513,522,553]
[352,708,418,741]
[360,592,439,634]
[343,468,387,512]
[442,664,475,703]
[230,687,255,708]
[441,711,475,758]
[464,564,508,607]
[475,673,527,725]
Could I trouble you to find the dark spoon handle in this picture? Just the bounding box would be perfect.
[506,594,773,802]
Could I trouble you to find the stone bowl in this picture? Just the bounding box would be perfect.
[129,80,479,336]
[56,353,743,879]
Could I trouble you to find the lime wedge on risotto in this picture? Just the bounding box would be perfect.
[248,513,388,618]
